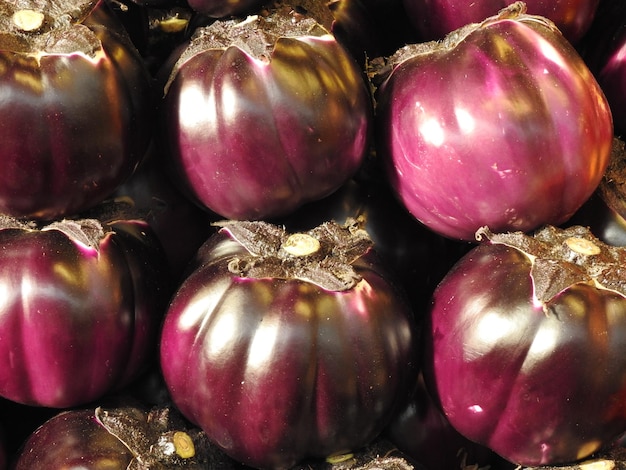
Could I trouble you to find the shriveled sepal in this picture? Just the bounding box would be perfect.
[476,225,626,308]
[214,218,374,291]
[0,199,145,252]
[95,405,222,470]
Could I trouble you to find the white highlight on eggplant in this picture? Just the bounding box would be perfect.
[246,316,280,372]
[522,321,560,372]
[454,107,475,134]
[467,404,483,414]
[206,310,238,358]
[419,117,445,147]
[178,83,211,130]
[536,35,568,70]
[473,311,517,346]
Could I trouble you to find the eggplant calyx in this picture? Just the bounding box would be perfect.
[95,405,213,469]
[0,213,105,250]
[306,439,418,469]
[168,0,331,76]
[215,218,373,291]
[0,0,102,56]
[0,199,145,252]
[41,218,105,251]
[596,137,626,220]
[369,0,558,85]
[475,225,626,307]
[282,233,322,256]
[522,445,626,469]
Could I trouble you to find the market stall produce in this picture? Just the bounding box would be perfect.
[0,0,624,468]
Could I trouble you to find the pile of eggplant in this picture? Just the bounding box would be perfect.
[0,0,625,469]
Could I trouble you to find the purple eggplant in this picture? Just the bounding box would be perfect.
[278,177,471,314]
[424,224,626,466]
[0,0,152,220]
[0,202,170,408]
[13,409,134,469]
[160,219,419,469]
[402,0,599,44]
[374,2,613,241]
[12,405,232,469]
[385,374,514,470]
[160,0,372,221]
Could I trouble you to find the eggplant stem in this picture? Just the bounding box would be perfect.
[12,9,45,32]
[173,431,195,459]
[325,452,354,464]
[282,233,321,256]
[565,237,601,256]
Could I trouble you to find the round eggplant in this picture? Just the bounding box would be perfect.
[0,0,153,220]
[424,224,626,466]
[160,219,419,469]
[161,1,372,221]
[0,203,171,408]
[374,3,613,241]
[402,0,599,44]
[12,405,226,469]
[579,0,626,138]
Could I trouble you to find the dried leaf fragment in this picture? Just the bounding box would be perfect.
[214,218,373,291]
[475,225,626,305]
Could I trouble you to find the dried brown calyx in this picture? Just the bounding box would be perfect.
[0,0,102,56]
[293,439,418,469]
[215,218,374,291]
[172,0,334,67]
[0,199,144,252]
[95,405,225,470]
[367,1,559,86]
[596,137,626,219]
[476,225,626,309]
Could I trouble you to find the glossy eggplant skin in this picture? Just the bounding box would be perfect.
[12,409,133,470]
[0,217,170,408]
[0,1,152,220]
[376,6,613,241]
[423,242,626,466]
[279,177,471,314]
[163,32,372,221]
[403,0,599,44]
[385,374,513,470]
[160,229,419,470]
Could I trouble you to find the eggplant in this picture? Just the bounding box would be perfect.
[0,0,153,220]
[424,224,626,466]
[160,0,373,221]
[402,0,600,44]
[160,219,419,469]
[373,2,613,241]
[0,202,171,408]
[12,405,237,469]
